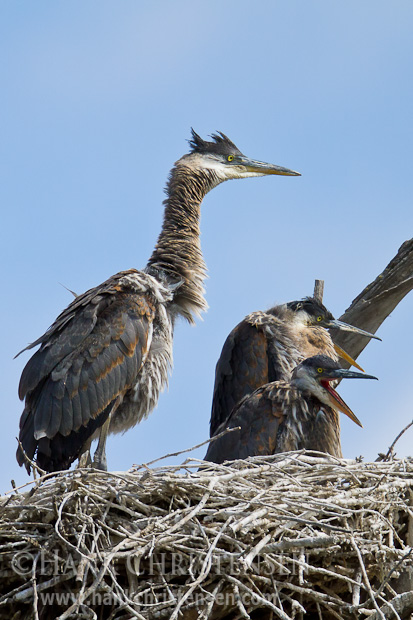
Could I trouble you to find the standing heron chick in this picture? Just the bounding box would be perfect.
[205,355,378,462]
[210,297,380,436]
[16,130,300,474]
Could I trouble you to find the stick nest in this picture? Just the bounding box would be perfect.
[1,452,413,620]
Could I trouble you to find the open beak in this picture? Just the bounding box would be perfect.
[238,156,301,177]
[326,319,381,341]
[333,343,365,372]
[321,368,378,428]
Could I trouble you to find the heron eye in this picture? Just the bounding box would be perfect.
[317,316,323,322]
[317,367,323,374]
[227,155,234,162]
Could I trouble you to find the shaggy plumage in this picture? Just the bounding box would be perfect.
[206,355,377,462]
[17,130,299,473]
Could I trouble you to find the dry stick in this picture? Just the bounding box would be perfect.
[265,579,341,613]
[54,492,91,562]
[233,583,251,619]
[331,238,413,366]
[313,279,324,303]
[56,541,147,620]
[380,419,413,461]
[225,574,293,620]
[350,535,386,620]
[14,573,75,603]
[16,437,46,477]
[264,535,337,553]
[318,601,346,620]
[351,570,363,607]
[168,517,233,620]
[198,581,222,620]
[3,465,74,496]
[10,429,239,497]
[31,553,40,620]
[374,548,413,599]
[136,426,241,469]
[369,591,413,620]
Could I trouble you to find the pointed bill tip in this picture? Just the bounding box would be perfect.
[271,166,301,177]
[330,320,381,341]
[324,382,364,427]
[240,156,301,177]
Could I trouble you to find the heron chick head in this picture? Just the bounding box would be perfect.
[291,355,378,427]
[177,129,300,184]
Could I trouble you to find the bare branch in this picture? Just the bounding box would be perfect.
[331,238,413,365]
[369,591,413,620]
[313,279,324,303]
[134,426,241,469]
[376,420,413,462]
[16,437,46,477]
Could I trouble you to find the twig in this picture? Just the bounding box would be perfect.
[31,553,39,620]
[352,570,362,607]
[378,419,413,462]
[369,591,413,620]
[14,573,75,602]
[375,548,413,598]
[136,426,241,469]
[169,516,233,620]
[15,437,47,477]
[350,535,386,620]
[225,574,293,620]
[313,279,324,303]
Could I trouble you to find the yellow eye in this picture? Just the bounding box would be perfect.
[227,155,234,162]
[317,316,323,322]
[317,367,323,374]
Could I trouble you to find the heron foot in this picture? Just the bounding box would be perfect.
[92,455,107,471]
[77,449,92,469]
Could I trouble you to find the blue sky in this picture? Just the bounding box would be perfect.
[1,2,413,494]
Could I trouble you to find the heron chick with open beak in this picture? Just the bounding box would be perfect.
[205,355,377,462]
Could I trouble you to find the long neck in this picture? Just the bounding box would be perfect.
[305,401,342,457]
[146,162,220,323]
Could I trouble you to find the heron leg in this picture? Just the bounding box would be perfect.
[92,416,111,471]
[77,440,92,469]
[92,398,120,471]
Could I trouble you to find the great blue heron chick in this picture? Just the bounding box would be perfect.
[210,296,380,437]
[16,130,300,473]
[205,355,378,462]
